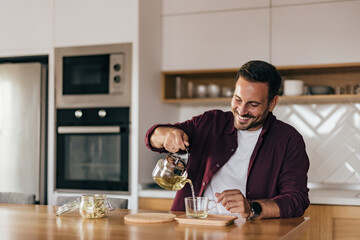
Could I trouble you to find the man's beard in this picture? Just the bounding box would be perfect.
[232,110,269,131]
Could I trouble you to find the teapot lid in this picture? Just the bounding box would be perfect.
[56,199,80,216]
[165,146,189,169]
[165,154,186,170]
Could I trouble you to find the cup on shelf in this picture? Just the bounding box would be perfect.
[175,76,182,99]
[195,84,207,98]
[187,81,194,98]
[355,84,360,94]
[222,86,233,97]
[283,79,304,96]
[207,84,220,98]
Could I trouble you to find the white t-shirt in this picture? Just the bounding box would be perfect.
[203,128,262,214]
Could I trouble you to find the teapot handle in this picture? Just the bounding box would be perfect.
[172,146,189,167]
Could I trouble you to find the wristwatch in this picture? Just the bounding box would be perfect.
[249,201,262,220]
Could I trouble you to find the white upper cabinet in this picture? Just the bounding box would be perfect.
[271,1,360,65]
[163,0,270,15]
[0,0,53,54]
[162,8,270,70]
[271,0,346,6]
[54,0,138,47]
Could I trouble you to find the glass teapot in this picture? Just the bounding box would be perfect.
[152,147,190,191]
[56,194,114,218]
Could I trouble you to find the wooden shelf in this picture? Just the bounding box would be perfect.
[279,94,360,104]
[162,63,360,104]
[162,95,360,105]
[162,97,232,104]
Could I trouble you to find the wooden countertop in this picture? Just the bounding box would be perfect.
[0,204,309,240]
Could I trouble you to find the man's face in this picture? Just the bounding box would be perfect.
[231,77,278,131]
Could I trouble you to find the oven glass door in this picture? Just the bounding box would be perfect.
[56,126,129,191]
[63,54,109,95]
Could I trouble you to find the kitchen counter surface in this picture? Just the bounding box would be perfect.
[309,188,360,206]
[0,204,310,240]
[140,184,360,206]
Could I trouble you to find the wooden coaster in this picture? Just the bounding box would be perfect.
[175,214,238,226]
[124,213,176,223]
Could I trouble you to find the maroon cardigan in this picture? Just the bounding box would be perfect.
[145,110,309,218]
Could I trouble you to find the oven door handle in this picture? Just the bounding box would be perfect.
[57,126,121,134]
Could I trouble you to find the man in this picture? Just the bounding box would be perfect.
[145,60,309,219]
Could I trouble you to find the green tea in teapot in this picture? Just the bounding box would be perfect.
[153,176,191,191]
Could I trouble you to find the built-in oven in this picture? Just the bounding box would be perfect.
[55,43,132,108]
[56,107,130,192]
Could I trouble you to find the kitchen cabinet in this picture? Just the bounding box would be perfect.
[163,0,270,15]
[138,197,174,211]
[161,62,360,104]
[320,205,360,240]
[162,8,270,70]
[54,0,138,47]
[0,0,53,53]
[271,1,360,66]
[271,0,350,6]
[137,200,360,239]
[300,205,360,240]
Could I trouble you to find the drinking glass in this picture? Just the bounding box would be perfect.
[184,197,216,218]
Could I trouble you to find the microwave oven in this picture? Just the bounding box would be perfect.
[55,43,132,108]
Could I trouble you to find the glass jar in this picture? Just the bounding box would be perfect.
[56,194,113,218]
[79,195,109,218]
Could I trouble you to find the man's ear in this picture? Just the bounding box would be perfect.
[269,95,279,112]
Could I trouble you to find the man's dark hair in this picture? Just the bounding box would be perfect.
[236,60,282,101]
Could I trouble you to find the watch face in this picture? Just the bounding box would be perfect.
[250,201,262,219]
[251,202,262,214]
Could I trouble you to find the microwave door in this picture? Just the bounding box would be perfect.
[62,55,109,95]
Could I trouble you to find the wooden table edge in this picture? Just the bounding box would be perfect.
[280,217,310,240]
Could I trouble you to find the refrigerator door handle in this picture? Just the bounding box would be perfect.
[57,126,121,134]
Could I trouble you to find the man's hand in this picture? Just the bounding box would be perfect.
[216,189,281,219]
[150,127,189,153]
[215,189,251,218]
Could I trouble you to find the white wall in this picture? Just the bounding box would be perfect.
[0,0,140,208]
[161,0,360,70]
[162,1,271,70]
[271,0,360,65]
[274,103,360,186]
[159,0,360,189]
[138,0,180,185]
[54,0,138,47]
[0,0,53,55]
[50,0,140,209]
[2,0,360,205]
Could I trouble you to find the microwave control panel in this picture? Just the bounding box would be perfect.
[109,53,125,94]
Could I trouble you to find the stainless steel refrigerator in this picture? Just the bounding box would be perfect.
[0,62,46,204]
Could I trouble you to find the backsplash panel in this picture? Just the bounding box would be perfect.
[275,103,360,185]
[178,103,360,186]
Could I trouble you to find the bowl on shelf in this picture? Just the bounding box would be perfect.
[309,85,334,95]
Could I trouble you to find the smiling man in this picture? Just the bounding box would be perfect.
[145,60,310,219]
